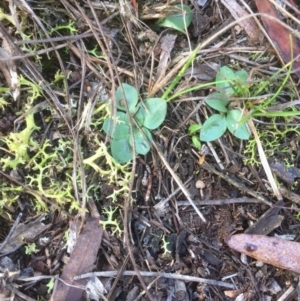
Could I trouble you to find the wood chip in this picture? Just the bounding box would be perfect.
[225,234,300,273]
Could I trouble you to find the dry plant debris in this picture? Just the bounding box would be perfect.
[255,0,300,77]
[0,0,300,300]
[51,217,103,301]
[225,233,300,274]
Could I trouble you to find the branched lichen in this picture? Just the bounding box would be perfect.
[161,235,172,256]
[0,108,40,169]
[244,121,300,166]
[0,74,131,221]
[19,76,42,104]
[83,137,132,201]
[100,206,123,236]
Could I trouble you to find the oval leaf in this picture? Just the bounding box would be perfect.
[134,104,146,126]
[200,114,226,142]
[235,70,248,84]
[129,127,152,155]
[216,66,237,95]
[205,92,230,112]
[102,112,130,140]
[116,83,138,113]
[226,109,251,140]
[192,136,201,149]
[143,98,167,130]
[111,139,133,164]
[188,124,202,135]
[156,4,193,34]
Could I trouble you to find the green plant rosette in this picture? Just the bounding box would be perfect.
[216,66,249,95]
[205,92,230,113]
[142,98,167,130]
[200,114,227,142]
[115,83,138,113]
[102,112,130,140]
[129,127,152,155]
[111,139,133,164]
[226,109,251,140]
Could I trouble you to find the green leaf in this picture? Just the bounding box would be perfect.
[216,67,249,96]
[47,278,55,294]
[188,124,202,135]
[134,104,146,126]
[200,114,227,141]
[216,66,237,95]
[130,127,152,155]
[143,98,167,130]
[226,109,251,140]
[116,83,138,113]
[111,139,133,163]
[192,135,201,149]
[156,4,193,34]
[102,112,130,140]
[235,70,248,84]
[205,92,230,112]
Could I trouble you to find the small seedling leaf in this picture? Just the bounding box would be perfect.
[192,135,201,149]
[226,109,251,140]
[200,114,227,141]
[156,4,193,34]
[143,98,167,129]
[111,139,133,163]
[102,112,130,140]
[205,92,230,112]
[130,127,152,155]
[216,66,237,95]
[188,124,202,135]
[116,83,138,113]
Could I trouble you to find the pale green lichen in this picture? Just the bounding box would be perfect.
[100,206,123,236]
[243,121,299,166]
[161,235,172,256]
[83,137,132,202]
[0,108,40,169]
[0,75,132,220]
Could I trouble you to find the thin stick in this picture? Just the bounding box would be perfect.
[247,118,282,201]
[176,197,260,207]
[106,254,130,300]
[153,176,193,212]
[134,276,161,301]
[74,271,236,289]
[154,143,207,222]
[200,162,273,206]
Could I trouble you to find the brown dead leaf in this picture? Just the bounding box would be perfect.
[225,234,300,273]
[0,33,20,101]
[0,215,51,254]
[184,62,219,81]
[245,200,285,235]
[220,0,262,41]
[51,217,103,301]
[270,161,295,185]
[156,34,177,80]
[254,0,300,78]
